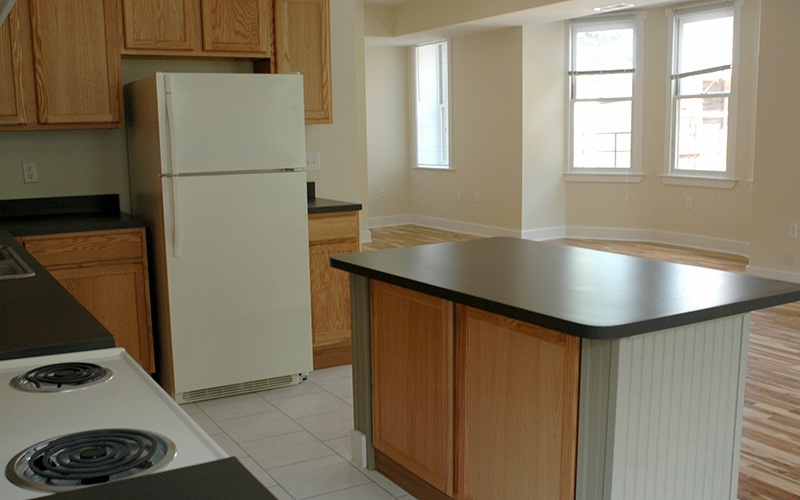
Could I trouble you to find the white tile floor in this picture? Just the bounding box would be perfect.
[182,365,415,500]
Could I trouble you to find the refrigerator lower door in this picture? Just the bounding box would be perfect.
[162,171,313,395]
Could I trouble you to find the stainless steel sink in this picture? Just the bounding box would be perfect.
[0,245,36,279]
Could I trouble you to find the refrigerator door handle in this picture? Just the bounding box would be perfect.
[165,75,183,257]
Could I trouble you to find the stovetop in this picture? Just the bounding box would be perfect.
[0,348,227,499]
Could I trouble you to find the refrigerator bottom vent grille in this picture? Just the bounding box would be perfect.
[176,374,303,404]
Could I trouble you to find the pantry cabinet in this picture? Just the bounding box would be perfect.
[18,229,155,373]
[0,0,124,131]
[121,0,271,57]
[272,0,332,123]
[307,211,359,369]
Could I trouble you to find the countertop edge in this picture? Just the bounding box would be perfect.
[331,252,800,340]
[307,197,362,214]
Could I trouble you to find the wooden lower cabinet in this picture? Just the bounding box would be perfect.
[18,228,155,373]
[455,306,581,500]
[369,283,582,500]
[370,281,455,497]
[308,211,359,369]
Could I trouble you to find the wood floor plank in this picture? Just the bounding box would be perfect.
[364,226,800,500]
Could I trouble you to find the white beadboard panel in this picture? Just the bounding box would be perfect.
[577,314,749,500]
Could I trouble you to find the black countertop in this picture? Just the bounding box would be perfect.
[307,197,362,214]
[330,237,800,340]
[47,458,278,500]
[0,230,115,360]
[0,195,145,360]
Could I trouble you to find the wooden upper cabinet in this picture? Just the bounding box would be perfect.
[122,0,270,57]
[201,0,269,53]
[0,4,28,125]
[274,0,332,123]
[28,0,123,125]
[122,0,196,51]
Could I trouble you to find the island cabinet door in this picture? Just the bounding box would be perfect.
[454,306,581,500]
[370,281,455,497]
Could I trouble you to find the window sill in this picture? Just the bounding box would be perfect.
[564,172,645,183]
[412,165,454,171]
[659,174,737,189]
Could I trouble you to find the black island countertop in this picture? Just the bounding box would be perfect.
[331,236,800,340]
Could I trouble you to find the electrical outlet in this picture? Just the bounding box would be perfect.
[305,152,321,171]
[475,192,479,202]
[790,223,798,239]
[23,162,37,183]
[381,187,386,197]
[685,196,692,208]
[457,190,461,201]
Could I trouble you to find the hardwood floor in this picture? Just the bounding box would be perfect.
[365,225,800,500]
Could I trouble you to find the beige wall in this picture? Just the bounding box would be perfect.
[521,22,566,234]
[566,1,760,253]
[408,28,524,233]
[748,0,800,279]
[0,0,366,229]
[365,45,410,221]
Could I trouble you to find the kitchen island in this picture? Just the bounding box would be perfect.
[330,237,800,500]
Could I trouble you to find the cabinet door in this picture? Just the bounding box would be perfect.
[274,0,331,123]
[309,240,356,348]
[28,0,122,125]
[0,3,28,125]
[200,0,269,54]
[122,0,196,51]
[50,263,155,373]
[456,306,580,500]
[371,281,455,496]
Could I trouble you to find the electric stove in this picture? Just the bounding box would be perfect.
[0,348,227,498]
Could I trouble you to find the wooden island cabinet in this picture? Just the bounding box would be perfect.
[332,237,800,500]
[17,228,155,373]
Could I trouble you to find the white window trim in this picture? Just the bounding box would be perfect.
[662,0,742,188]
[565,12,646,183]
[411,40,453,171]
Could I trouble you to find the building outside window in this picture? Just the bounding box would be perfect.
[414,41,450,169]
[568,17,637,172]
[669,4,735,176]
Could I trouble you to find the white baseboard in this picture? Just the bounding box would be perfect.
[350,429,368,468]
[368,217,753,258]
[745,265,800,284]
[567,226,750,257]
[360,229,372,245]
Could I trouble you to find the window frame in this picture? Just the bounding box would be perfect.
[566,13,645,183]
[663,1,739,187]
[412,40,452,171]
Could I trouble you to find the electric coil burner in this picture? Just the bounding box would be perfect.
[5,429,177,493]
[0,348,227,499]
[10,362,112,392]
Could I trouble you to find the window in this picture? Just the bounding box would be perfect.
[569,17,637,173]
[414,41,449,169]
[668,4,734,177]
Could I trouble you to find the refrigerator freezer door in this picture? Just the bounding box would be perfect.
[162,171,313,395]
[161,73,306,176]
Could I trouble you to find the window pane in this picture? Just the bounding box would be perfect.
[575,73,633,99]
[573,100,632,169]
[574,28,634,72]
[677,69,731,95]
[677,15,733,74]
[675,96,729,171]
[416,42,448,168]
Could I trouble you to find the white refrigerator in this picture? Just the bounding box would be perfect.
[125,72,313,403]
